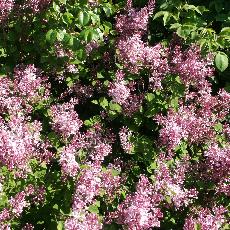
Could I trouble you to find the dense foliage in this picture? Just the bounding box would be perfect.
[0,0,229,229]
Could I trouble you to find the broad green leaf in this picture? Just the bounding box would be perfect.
[170,23,181,29]
[145,93,154,102]
[53,2,60,12]
[182,4,206,14]
[57,221,64,230]
[48,132,60,148]
[88,204,99,214]
[214,123,223,132]
[46,29,57,44]
[165,195,172,204]
[103,21,112,34]
[78,11,90,26]
[111,169,120,176]
[103,3,113,17]
[99,97,108,109]
[57,30,66,41]
[81,29,99,43]
[176,25,196,39]
[220,27,230,36]
[195,223,202,230]
[223,224,230,230]
[72,37,80,50]
[63,12,73,24]
[163,12,171,26]
[109,101,121,112]
[153,11,170,25]
[76,49,86,60]
[215,52,229,72]
[90,13,100,25]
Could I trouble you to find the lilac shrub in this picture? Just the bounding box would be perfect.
[0,0,229,229]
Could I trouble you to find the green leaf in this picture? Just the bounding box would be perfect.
[57,221,64,230]
[215,52,229,72]
[103,21,112,34]
[53,204,59,210]
[48,132,60,148]
[195,223,202,230]
[109,101,122,112]
[63,12,73,24]
[57,30,66,41]
[165,195,172,204]
[46,30,57,44]
[153,11,171,25]
[76,49,87,60]
[83,29,99,43]
[53,2,60,12]
[91,13,100,25]
[223,224,230,230]
[145,93,154,102]
[214,123,223,132]
[176,25,196,39]
[163,12,171,26]
[78,11,90,26]
[111,169,120,176]
[170,23,181,29]
[103,5,112,17]
[0,194,8,207]
[99,97,108,109]
[153,11,167,20]
[220,27,230,36]
[182,4,204,14]
[88,204,99,214]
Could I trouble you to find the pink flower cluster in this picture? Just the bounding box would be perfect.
[107,155,201,228]
[22,223,34,230]
[0,115,52,175]
[205,144,230,174]
[23,0,51,13]
[0,0,51,23]
[50,102,83,138]
[156,87,230,151]
[0,0,14,23]
[0,65,52,175]
[85,40,99,55]
[60,125,114,177]
[117,35,169,84]
[216,178,230,197]
[115,1,213,90]
[0,64,50,115]
[119,126,133,153]
[108,175,163,230]
[65,212,102,230]
[72,163,102,211]
[183,206,227,230]
[108,70,131,104]
[170,45,214,87]
[61,120,121,228]
[154,157,198,208]
[0,185,45,225]
[115,0,170,89]
[197,144,230,194]
[66,64,78,74]
[116,0,154,35]
[65,162,121,229]
[108,70,144,116]
[155,105,216,151]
